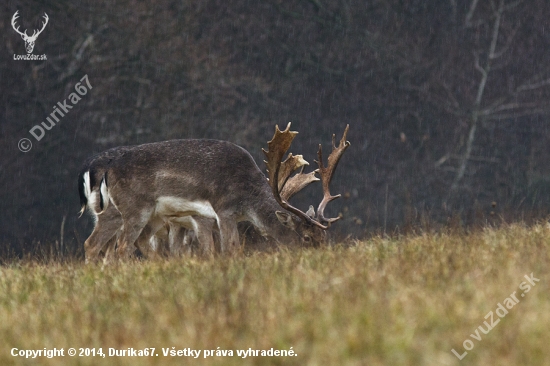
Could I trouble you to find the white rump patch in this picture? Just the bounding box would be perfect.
[83,171,91,199]
[87,191,99,216]
[100,177,109,211]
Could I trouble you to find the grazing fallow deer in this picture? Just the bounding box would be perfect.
[78,147,208,263]
[80,123,349,260]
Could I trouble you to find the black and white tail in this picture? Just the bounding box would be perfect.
[77,146,132,218]
[78,170,110,218]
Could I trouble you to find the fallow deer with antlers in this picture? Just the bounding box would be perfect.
[79,123,349,261]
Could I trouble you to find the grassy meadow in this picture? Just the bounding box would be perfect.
[0,223,549,366]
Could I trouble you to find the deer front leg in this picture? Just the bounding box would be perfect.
[193,216,217,257]
[168,223,195,257]
[151,223,171,257]
[102,234,118,265]
[218,214,240,255]
[168,223,184,256]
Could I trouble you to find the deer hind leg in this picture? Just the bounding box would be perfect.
[84,204,122,264]
[114,204,156,260]
[132,217,166,260]
[102,233,118,265]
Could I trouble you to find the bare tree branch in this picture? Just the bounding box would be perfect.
[516,78,550,92]
[480,102,543,115]
[465,0,481,28]
[488,0,504,60]
[504,0,523,11]
[441,81,461,110]
[450,0,504,194]
[491,22,520,59]
[484,108,550,120]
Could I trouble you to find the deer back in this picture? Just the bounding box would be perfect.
[104,140,270,212]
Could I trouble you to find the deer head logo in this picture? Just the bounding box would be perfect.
[11,11,49,54]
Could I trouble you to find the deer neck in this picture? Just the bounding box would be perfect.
[248,188,300,245]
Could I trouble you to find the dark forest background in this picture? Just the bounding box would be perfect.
[2,0,550,258]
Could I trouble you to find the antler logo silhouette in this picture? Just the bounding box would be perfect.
[11,11,49,54]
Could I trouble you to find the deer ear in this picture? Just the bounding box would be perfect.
[306,205,316,219]
[276,211,296,229]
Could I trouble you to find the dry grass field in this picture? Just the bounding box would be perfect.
[1,223,549,365]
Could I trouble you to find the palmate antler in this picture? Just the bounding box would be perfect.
[316,124,350,225]
[263,122,350,230]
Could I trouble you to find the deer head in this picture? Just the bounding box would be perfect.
[11,11,49,54]
[263,123,350,246]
